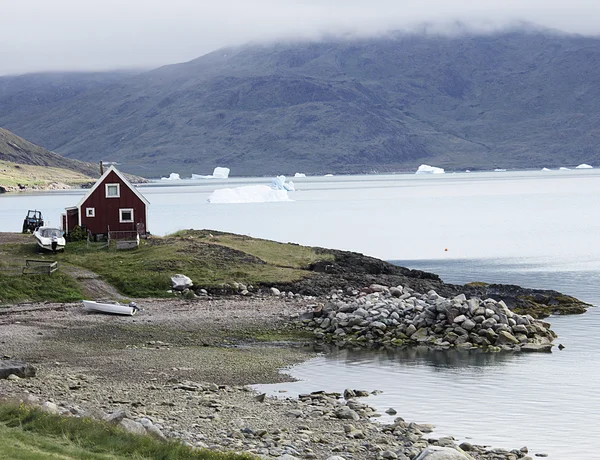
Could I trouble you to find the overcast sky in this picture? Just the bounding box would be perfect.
[2,0,600,75]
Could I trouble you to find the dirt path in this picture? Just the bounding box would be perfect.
[60,264,127,300]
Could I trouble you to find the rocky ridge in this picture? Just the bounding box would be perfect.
[297,284,556,352]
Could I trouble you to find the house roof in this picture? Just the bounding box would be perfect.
[76,165,150,209]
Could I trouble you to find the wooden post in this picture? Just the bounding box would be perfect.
[99,161,104,175]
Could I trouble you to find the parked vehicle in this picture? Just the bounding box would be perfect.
[33,227,66,253]
[22,210,44,233]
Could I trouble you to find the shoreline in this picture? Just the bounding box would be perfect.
[0,295,538,459]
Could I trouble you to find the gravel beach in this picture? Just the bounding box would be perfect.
[0,295,538,460]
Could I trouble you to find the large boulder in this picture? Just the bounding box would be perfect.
[414,446,474,460]
[0,361,36,379]
[171,274,193,291]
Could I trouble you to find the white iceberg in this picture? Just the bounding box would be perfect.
[294,173,307,178]
[208,185,291,204]
[559,167,570,170]
[541,167,551,171]
[465,170,471,173]
[208,175,295,204]
[576,164,593,169]
[324,174,334,177]
[416,164,445,174]
[271,175,295,191]
[192,167,231,179]
[494,168,507,172]
[161,173,181,180]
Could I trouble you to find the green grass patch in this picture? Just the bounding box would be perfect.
[0,230,334,300]
[0,402,255,460]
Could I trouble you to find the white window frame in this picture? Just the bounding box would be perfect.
[105,183,120,198]
[86,207,95,217]
[119,208,134,223]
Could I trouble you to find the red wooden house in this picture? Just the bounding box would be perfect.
[62,166,149,237]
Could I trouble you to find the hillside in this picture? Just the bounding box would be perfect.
[1,29,600,176]
[0,128,98,177]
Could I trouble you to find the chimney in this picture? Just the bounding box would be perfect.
[100,161,104,175]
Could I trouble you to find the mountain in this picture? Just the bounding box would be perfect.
[1,29,600,176]
[0,127,99,177]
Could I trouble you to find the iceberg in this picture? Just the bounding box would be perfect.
[559,167,570,170]
[541,168,551,171]
[271,175,295,191]
[207,175,295,204]
[494,168,507,172]
[576,164,593,169]
[294,173,307,178]
[416,164,445,174]
[161,173,181,180]
[208,185,291,204]
[192,167,230,179]
[324,174,334,177]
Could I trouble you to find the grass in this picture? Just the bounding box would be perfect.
[0,160,93,189]
[0,401,255,459]
[0,229,333,301]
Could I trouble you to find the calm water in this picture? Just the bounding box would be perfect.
[2,169,600,459]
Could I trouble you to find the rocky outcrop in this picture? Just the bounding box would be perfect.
[297,284,557,352]
[0,360,36,379]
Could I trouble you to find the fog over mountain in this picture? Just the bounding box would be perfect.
[2,29,600,176]
[2,0,600,75]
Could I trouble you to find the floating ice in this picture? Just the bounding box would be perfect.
[324,174,334,177]
[271,175,295,191]
[161,173,181,180]
[192,167,230,179]
[208,185,291,204]
[416,164,445,174]
[465,170,471,173]
[541,167,551,171]
[494,168,507,172]
[208,175,295,204]
[576,164,593,169]
[294,173,307,178]
[559,167,570,170]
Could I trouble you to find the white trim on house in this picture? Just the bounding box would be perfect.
[75,165,150,210]
[105,183,120,198]
[119,208,134,223]
[86,207,95,217]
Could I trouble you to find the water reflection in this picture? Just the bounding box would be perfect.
[324,346,519,371]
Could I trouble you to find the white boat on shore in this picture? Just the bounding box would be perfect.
[33,227,66,252]
[82,300,140,316]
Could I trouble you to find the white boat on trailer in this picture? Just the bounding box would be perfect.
[33,227,66,252]
[82,300,140,316]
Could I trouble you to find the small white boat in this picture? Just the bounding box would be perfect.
[33,227,66,252]
[82,300,140,316]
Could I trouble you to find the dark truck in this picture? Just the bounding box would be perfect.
[22,210,44,233]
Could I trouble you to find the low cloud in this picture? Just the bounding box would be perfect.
[2,0,600,75]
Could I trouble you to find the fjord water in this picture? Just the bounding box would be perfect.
[2,169,600,458]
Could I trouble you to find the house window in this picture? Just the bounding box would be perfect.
[105,183,120,198]
[119,208,134,223]
[86,207,95,217]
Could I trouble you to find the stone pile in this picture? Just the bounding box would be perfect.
[298,284,557,352]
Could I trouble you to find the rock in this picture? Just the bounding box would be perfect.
[254,393,266,402]
[41,401,60,415]
[119,418,147,436]
[104,409,130,424]
[335,407,360,420]
[385,408,397,415]
[390,286,404,297]
[496,330,520,346]
[521,343,553,352]
[382,451,398,459]
[171,274,193,291]
[6,374,20,380]
[270,287,281,296]
[326,457,347,460]
[0,360,36,379]
[414,446,473,459]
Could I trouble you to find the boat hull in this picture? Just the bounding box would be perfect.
[82,300,138,316]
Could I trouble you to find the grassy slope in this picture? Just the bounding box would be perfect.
[0,159,94,188]
[0,230,332,302]
[0,402,254,460]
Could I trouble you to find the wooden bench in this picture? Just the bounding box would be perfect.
[22,260,58,275]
